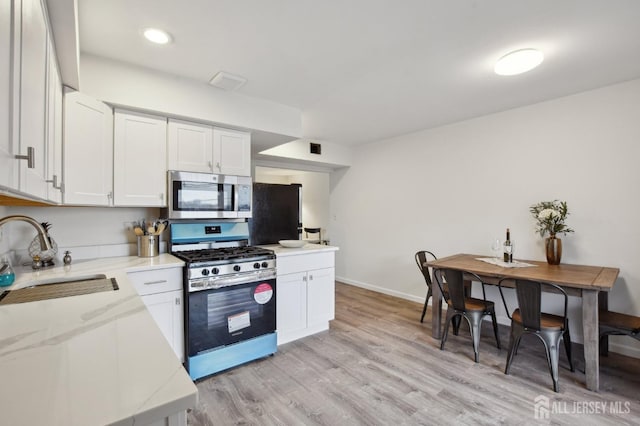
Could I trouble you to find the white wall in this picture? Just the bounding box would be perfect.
[330,78,640,357]
[79,54,302,140]
[259,139,353,168]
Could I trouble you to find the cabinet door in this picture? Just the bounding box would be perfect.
[276,272,308,335]
[113,110,167,206]
[45,40,62,203]
[18,0,48,199]
[213,127,251,176]
[63,91,113,205]
[167,119,213,173]
[307,267,335,326]
[0,0,16,189]
[140,290,184,362]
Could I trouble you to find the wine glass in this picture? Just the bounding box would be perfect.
[491,239,502,260]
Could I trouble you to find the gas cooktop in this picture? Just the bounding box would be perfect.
[172,246,275,264]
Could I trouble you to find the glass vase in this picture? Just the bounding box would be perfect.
[545,234,562,265]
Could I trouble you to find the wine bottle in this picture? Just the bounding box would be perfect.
[503,228,513,263]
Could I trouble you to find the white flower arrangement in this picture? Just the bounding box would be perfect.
[530,200,574,237]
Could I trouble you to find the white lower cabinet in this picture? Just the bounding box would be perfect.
[127,267,184,362]
[276,251,335,345]
[277,272,308,338]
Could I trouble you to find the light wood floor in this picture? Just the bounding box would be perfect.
[187,282,640,425]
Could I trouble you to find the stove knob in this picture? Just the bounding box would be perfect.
[233,265,241,272]
[201,269,210,276]
[253,262,261,269]
[211,267,220,275]
[261,261,269,268]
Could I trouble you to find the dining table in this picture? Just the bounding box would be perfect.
[426,253,619,392]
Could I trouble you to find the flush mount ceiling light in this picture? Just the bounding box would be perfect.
[142,28,172,44]
[209,71,247,91]
[494,48,544,76]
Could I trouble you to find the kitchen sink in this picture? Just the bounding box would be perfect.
[0,274,119,305]
[23,273,108,287]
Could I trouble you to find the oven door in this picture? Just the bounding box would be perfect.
[187,278,276,356]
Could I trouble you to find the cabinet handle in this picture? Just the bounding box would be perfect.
[309,274,313,281]
[175,297,181,305]
[302,275,307,282]
[160,193,164,201]
[216,161,221,170]
[46,174,62,189]
[15,146,35,168]
[107,191,113,199]
[208,161,213,171]
[144,280,168,285]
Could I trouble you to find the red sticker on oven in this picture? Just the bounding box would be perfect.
[254,283,273,304]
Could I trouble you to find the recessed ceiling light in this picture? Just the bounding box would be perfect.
[143,28,172,44]
[494,48,544,76]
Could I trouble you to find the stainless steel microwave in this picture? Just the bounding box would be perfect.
[166,170,252,219]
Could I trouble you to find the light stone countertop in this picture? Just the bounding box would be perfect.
[261,243,339,257]
[0,254,197,426]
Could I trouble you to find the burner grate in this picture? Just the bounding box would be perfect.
[173,246,274,263]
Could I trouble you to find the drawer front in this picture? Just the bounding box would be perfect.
[127,267,182,296]
[276,251,334,276]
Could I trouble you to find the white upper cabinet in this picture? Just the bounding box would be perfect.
[168,119,251,176]
[113,110,167,206]
[0,0,16,190]
[18,0,48,199]
[45,37,63,203]
[167,119,213,173]
[63,91,114,206]
[213,127,251,176]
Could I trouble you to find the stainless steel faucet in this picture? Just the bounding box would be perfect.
[0,215,53,252]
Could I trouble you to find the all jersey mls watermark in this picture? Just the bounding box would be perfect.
[534,395,631,420]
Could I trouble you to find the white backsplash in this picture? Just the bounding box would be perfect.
[1,205,166,265]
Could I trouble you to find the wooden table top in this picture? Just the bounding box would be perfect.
[427,253,619,292]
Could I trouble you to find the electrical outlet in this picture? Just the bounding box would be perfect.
[124,221,133,231]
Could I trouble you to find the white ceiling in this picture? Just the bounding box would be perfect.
[78,0,640,146]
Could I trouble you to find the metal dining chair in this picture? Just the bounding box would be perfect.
[415,251,437,323]
[599,310,640,355]
[433,268,501,363]
[498,277,574,392]
[303,227,322,244]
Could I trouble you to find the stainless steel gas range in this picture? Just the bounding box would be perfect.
[169,221,276,381]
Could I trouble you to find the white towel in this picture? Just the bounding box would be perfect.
[475,257,537,268]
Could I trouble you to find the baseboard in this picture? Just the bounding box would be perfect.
[607,340,640,358]
[335,276,639,359]
[336,276,425,304]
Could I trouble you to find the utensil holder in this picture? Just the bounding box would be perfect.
[137,235,159,257]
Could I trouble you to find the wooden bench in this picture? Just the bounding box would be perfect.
[599,310,640,355]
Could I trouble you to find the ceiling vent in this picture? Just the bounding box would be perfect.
[310,142,322,155]
[209,71,247,91]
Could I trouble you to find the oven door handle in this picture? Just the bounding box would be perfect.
[195,271,276,290]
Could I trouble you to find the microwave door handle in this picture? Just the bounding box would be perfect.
[182,181,212,190]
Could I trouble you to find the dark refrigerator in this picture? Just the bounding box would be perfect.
[249,183,302,245]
